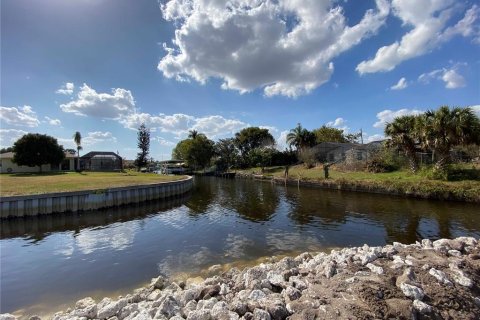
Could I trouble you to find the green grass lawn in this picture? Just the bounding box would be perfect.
[238,165,480,202]
[0,171,187,196]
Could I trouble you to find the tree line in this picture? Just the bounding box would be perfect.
[171,124,361,172]
[384,106,480,173]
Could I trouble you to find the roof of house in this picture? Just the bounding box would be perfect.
[81,151,122,160]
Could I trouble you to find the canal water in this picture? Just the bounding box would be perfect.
[1,177,479,316]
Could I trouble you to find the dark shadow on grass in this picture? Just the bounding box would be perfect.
[8,172,71,177]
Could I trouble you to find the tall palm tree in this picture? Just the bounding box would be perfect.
[73,131,82,171]
[418,106,480,170]
[286,123,315,150]
[188,130,199,139]
[385,115,419,173]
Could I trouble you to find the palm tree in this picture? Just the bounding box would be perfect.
[73,131,82,171]
[286,123,315,150]
[418,106,480,170]
[385,115,420,173]
[188,130,199,139]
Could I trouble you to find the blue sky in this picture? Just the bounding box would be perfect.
[1,0,479,160]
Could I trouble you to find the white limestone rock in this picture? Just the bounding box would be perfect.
[429,268,452,285]
[400,283,425,301]
[253,308,271,320]
[97,298,127,319]
[366,263,384,275]
[73,297,97,318]
[413,300,433,314]
[451,270,473,288]
[248,290,267,301]
[266,271,284,287]
[187,309,212,320]
[131,310,151,320]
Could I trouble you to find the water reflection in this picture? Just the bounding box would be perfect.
[1,177,479,316]
[0,194,190,240]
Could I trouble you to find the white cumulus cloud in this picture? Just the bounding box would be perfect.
[121,112,248,139]
[390,77,408,90]
[276,130,290,150]
[154,137,176,147]
[326,117,349,132]
[373,108,423,128]
[0,129,29,147]
[60,84,136,119]
[357,2,479,74]
[0,105,40,127]
[418,65,466,89]
[56,82,75,95]
[44,116,62,126]
[470,105,480,117]
[159,0,390,97]
[82,131,117,145]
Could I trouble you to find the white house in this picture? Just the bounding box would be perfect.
[0,152,76,173]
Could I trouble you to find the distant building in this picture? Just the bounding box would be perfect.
[80,152,123,171]
[0,151,75,173]
[312,141,385,163]
[159,160,189,174]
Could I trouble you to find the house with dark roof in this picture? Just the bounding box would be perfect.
[80,151,122,171]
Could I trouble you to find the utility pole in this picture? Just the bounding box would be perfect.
[360,128,364,144]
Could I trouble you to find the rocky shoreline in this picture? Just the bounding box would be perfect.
[2,237,479,320]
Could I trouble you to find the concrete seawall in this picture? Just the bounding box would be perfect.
[0,176,194,218]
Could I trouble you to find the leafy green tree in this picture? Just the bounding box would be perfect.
[234,127,275,156]
[286,123,315,150]
[312,126,347,144]
[418,106,480,170]
[73,131,82,171]
[12,133,65,172]
[214,138,239,171]
[135,123,150,170]
[172,134,215,170]
[385,115,419,173]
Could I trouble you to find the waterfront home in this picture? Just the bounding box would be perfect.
[312,141,385,164]
[0,151,75,173]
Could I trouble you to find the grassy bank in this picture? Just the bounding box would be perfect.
[0,171,187,197]
[238,165,480,202]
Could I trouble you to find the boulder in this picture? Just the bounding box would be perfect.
[283,286,301,301]
[97,298,127,319]
[366,263,384,275]
[155,295,180,318]
[428,268,452,285]
[266,271,284,287]
[150,276,167,290]
[187,309,212,320]
[400,283,424,301]
[265,299,288,320]
[73,297,97,318]
[253,309,271,320]
[413,300,433,314]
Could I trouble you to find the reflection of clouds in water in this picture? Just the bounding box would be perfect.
[53,233,74,258]
[157,246,214,276]
[224,234,254,259]
[76,223,137,254]
[155,210,187,230]
[266,230,322,252]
